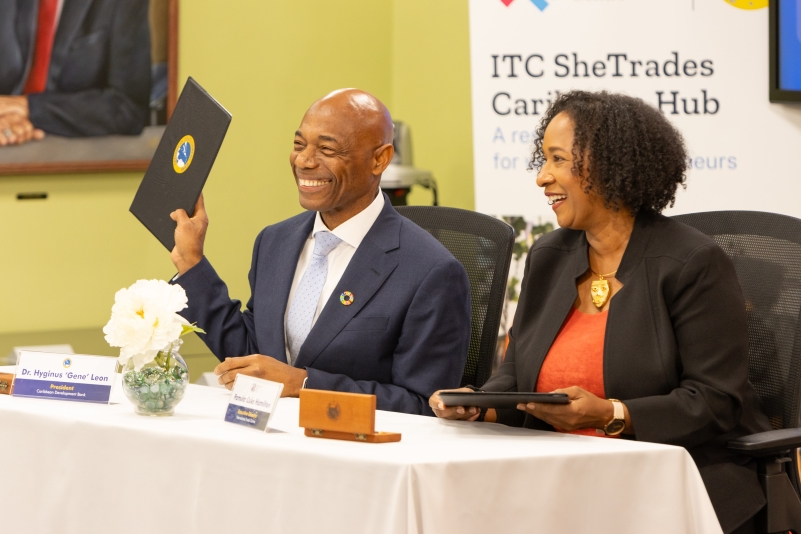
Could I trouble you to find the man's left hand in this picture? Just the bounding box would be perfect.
[0,96,29,118]
[214,355,308,397]
[517,386,614,432]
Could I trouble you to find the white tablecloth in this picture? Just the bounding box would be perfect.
[0,367,722,534]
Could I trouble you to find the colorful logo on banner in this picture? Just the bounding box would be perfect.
[499,0,549,11]
[724,0,767,9]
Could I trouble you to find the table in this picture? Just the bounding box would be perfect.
[0,366,722,534]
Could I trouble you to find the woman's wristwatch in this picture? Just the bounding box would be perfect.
[603,399,626,436]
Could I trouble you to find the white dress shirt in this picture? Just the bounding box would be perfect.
[283,189,385,364]
[56,0,66,24]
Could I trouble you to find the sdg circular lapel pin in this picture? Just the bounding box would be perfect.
[340,291,354,306]
[173,135,195,173]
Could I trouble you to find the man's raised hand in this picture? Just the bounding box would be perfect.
[170,194,209,274]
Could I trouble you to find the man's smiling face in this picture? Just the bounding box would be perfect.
[290,90,394,229]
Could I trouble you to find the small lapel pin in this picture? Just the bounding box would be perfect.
[340,291,354,306]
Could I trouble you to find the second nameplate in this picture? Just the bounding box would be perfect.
[224,374,283,432]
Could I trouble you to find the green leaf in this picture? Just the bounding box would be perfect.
[506,277,520,302]
[531,222,554,236]
[510,217,527,234]
[180,323,206,337]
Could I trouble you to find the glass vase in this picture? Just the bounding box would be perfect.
[121,340,189,416]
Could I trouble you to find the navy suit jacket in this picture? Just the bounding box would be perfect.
[175,195,471,415]
[0,0,151,136]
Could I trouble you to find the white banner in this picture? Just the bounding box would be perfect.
[469,0,801,223]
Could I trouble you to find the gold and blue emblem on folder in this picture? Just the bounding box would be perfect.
[173,135,195,173]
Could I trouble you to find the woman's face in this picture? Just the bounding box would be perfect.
[535,112,606,230]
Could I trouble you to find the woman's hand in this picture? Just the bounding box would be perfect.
[429,388,482,421]
[518,386,615,432]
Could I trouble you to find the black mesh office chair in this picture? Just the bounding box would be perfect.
[395,206,514,387]
[674,211,801,533]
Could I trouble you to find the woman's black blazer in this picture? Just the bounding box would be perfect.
[481,211,771,534]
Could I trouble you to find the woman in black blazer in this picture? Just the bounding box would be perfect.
[431,91,770,534]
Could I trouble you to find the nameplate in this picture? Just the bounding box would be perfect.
[224,374,283,431]
[13,351,117,404]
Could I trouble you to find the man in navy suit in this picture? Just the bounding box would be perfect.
[0,0,151,146]
[169,89,471,415]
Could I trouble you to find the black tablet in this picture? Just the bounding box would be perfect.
[439,391,569,409]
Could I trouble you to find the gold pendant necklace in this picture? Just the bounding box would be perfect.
[590,270,617,309]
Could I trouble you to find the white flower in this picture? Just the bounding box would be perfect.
[103,279,190,371]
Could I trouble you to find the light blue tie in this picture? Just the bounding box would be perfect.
[286,231,342,364]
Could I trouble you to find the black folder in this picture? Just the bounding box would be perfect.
[130,77,231,250]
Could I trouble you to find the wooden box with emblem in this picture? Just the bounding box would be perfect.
[0,373,13,395]
[299,389,401,443]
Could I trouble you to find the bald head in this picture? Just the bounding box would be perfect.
[290,88,396,229]
[307,88,394,146]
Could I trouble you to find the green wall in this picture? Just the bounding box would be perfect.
[393,1,474,210]
[0,0,474,335]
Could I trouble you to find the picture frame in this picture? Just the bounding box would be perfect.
[0,0,180,175]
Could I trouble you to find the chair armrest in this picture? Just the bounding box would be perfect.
[728,428,801,456]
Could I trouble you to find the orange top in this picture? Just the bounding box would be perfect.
[536,307,614,437]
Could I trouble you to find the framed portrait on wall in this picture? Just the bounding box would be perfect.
[0,0,179,175]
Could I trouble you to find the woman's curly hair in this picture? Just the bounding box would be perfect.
[529,91,688,214]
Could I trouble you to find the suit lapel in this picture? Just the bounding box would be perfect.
[603,212,653,397]
[12,0,39,94]
[261,214,315,363]
[47,0,93,90]
[293,198,400,369]
[614,211,654,286]
[517,234,588,392]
